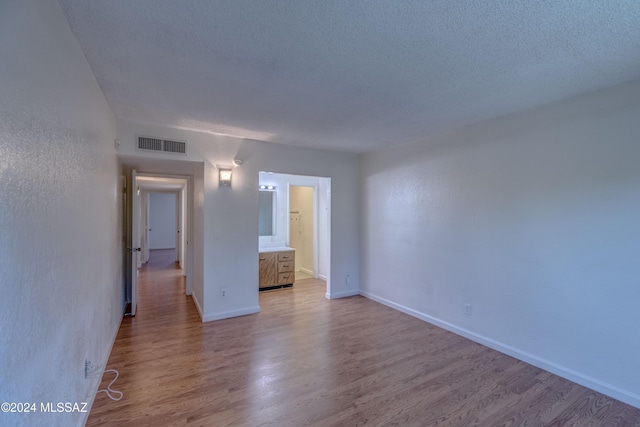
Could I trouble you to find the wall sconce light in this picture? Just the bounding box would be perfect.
[259,185,276,191]
[219,169,232,186]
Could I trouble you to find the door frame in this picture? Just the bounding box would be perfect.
[124,169,140,316]
[136,172,193,296]
[259,172,330,297]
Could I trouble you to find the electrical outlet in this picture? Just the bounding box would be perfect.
[85,358,102,378]
[220,289,226,297]
[465,303,472,316]
[346,274,351,286]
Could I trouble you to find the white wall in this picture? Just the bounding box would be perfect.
[0,1,122,426]
[360,79,640,408]
[116,120,360,321]
[318,178,330,280]
[148,192,177,250]
[179,185,187,270]
[191,165,206,316]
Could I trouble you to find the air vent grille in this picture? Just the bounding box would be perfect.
[163,140,186,154]
[137,136,187,154]
[138,137,162,151]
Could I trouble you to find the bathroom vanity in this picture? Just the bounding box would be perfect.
[259,248,295,290]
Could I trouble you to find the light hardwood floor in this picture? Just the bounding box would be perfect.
[88,251,640,426]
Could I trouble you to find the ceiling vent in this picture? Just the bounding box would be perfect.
[137,136,187,154]
[163,139,186,154]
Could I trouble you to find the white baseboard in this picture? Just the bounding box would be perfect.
[300,267,314,276]
[80,300,127,427]
[192,294,204,320]
[359,290,640,410]
[318,274,327,281]
[202,305,260,322]
[326,289,360,300]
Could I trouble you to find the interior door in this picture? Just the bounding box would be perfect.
[132,169,140,315]
[125,169,140,316]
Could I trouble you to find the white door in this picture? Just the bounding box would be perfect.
[125,169,140,316]
[132,169,140,315]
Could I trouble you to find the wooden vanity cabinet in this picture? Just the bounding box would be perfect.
[259,250,295,290]
[258,253,277,287]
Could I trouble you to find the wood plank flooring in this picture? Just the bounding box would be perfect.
[88,254,640,426]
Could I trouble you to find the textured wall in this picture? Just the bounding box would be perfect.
[318,178,330,279]
[0,1,121,426]
[360,80,640,408]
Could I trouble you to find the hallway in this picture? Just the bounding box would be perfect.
[87,248,196,426]
[87,256,333,426]
[132,249,190,319]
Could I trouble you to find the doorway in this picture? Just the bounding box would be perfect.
[258,171,331,296]
[125,169,193,316]
[146,192,178,265]
[137,175,189,291]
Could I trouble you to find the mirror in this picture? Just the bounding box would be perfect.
[258,190,276,236]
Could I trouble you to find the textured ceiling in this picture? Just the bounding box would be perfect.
[58,1,640,153]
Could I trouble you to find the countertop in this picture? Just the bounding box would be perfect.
[259,246,295,253]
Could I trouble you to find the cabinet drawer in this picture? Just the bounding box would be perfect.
[278,252,294,262]
[278,261,294,272]
[278,272,294,284]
